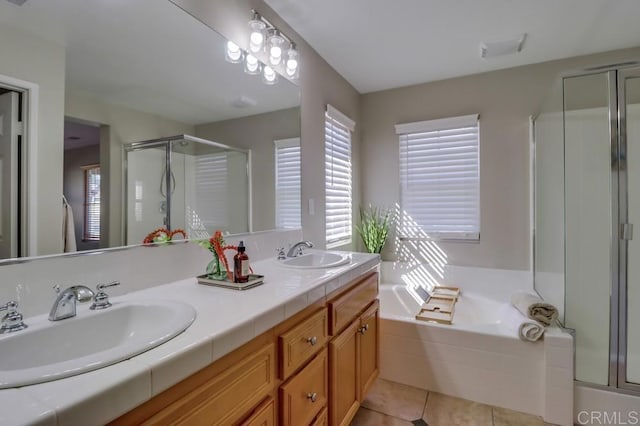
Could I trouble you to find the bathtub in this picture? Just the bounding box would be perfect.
[377,263,573,426]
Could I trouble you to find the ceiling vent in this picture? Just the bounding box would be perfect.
[480,33,526,59]
[231,96,257,108]
[5,0,28,5]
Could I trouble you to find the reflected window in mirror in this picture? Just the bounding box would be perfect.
[83,165,101,241]
[274,138,301,229]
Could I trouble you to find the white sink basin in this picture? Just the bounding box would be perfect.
[279,252,351,269]
[0,300,196,388]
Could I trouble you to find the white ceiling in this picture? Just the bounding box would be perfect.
[0,0,300,125]
[265,0,640,93]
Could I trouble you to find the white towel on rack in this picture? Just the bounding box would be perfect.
[511,291,558,326]
[62,195,77,252]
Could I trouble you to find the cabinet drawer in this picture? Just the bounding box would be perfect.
[280,349,328,426]
[241,397,275,426]
[145,343,275,425]
[310,406,328,426]
[328,272,378,335]
[279,308,328,379]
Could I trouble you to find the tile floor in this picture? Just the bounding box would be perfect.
[350,378,557,426]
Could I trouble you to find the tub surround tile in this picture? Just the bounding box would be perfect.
[361,378,428,421]
[423,392,492,426]
[350,407,413,426]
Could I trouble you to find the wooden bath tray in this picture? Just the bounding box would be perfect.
[415,286,460,325]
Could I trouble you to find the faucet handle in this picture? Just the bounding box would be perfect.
[0,301,28,333]
[276,247,286,260]
[91,281,120,310]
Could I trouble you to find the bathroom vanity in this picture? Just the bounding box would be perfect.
[0,245,379,425]
[111,269,379,426]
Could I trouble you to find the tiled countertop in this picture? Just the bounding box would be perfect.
[1,251,380,426]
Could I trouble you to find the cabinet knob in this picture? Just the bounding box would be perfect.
[306,336,317,346]
[358,323,369,334]
[307,392,318,403]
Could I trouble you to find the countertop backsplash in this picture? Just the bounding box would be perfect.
[0,229,303,319]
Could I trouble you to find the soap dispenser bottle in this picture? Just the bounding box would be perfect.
[234,241,250,283]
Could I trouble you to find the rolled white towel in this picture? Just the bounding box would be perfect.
[510,291,558,326]
[503,305,545,342]
[519,322,545,342]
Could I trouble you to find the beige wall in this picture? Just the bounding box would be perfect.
[196,107,300,232]
[0,24,66,256]
[172,0,362,250]
[65,90,194,247]
[361,47,640,270]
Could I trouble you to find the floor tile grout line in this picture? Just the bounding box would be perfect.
[361,406,416,424]
[421,390,430,420]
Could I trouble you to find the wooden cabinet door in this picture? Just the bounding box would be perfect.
[280,349,328,426]
[328,321,359,426]
[358,300,379,400]
[241,397,276,426]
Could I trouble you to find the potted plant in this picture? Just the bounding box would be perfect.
[355,204,393,254]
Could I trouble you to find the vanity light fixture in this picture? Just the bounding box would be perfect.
[262,65,278,85]
[244,53,261,75]
[225,41,243,64]
[285,43,299,79]
[267,29,285,66]
[224,9,300,85]
[248,11,266,53]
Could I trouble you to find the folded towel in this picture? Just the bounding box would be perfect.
[503,305,545,342]
[511,291,558,326]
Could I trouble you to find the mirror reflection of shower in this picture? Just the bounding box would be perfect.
[124,135,250,245]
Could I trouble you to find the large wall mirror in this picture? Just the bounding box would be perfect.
[0,0,301,260]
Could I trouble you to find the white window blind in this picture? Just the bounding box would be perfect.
[193,153,228,229]
[83,165,101,241]
[396,114,480,240]
[275,138,301,229]
[325,105,355,248]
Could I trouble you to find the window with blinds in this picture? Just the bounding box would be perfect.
[396,114,480,241]
[193,153,228,230]
[83,165,101,241]
[275,138,301,229]
[325,105,355,248]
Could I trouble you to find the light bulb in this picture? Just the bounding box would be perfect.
[262,65,278,85]
[267,30,285,66]
[244,53,261,75]
[248,13,266,53]
[285,45,299,78]
[225,41,243,64]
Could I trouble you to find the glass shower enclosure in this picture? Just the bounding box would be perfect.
[124,135,251,245]
[533,64,640,392]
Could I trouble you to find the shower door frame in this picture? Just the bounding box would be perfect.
[616,66,640,393]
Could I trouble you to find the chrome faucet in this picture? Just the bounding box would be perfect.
[286,241,313,257]
[0,301,28,333]
[49,285,95,321]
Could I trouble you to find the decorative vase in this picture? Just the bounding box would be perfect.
[206,253,227,280]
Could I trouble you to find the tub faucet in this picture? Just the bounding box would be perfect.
[49,285,95,321]
[287,241,313,257]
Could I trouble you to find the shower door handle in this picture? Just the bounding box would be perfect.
[621,223,634,240]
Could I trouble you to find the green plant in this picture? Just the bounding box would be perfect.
[355,205,393,254]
